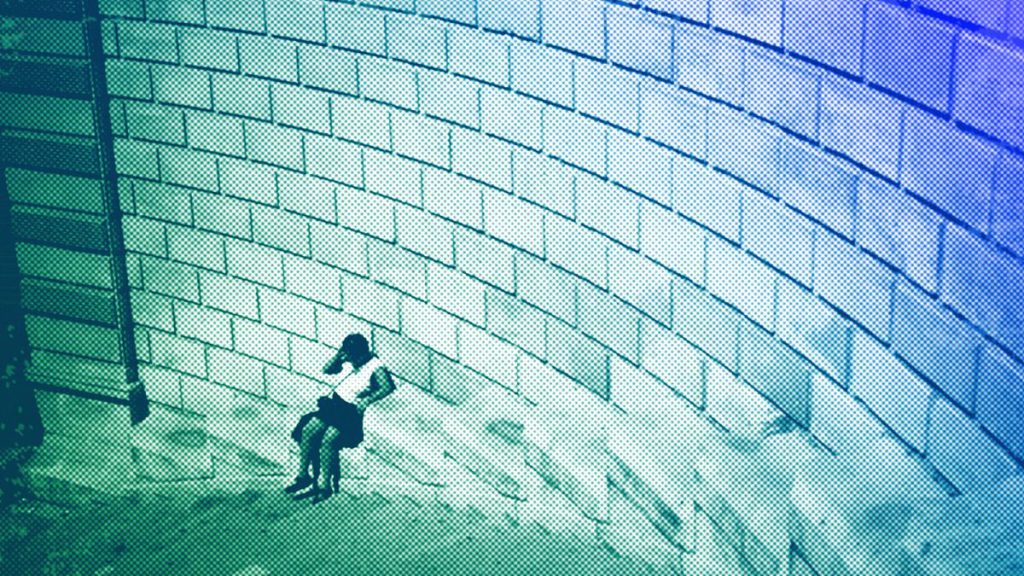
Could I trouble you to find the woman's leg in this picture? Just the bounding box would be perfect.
[318,427,342,491]
[297,417,326,481]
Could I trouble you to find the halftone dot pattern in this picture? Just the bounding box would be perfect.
[2,0,1024,574]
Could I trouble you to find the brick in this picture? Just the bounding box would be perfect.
[14,235,107,287]
[607,6,674,80]
[707,107,780,191]
[942,226,1024,357]
[387,14,446,70]
[849,331,932,451]
[809,372,888,456]
[607,130,673,209]
[576,59,639,133]
[193,192,252,241]
[4,168,105,214]
[976,347,1024,459]
[219,158,277,205]
[993,154,1024,256]
[24,315,120,363]
[175,301,232,348]
[419,0,475,24]
[304,134,362,188]
[674,26,744,104]
[149,329,206,377]
[325,3,385,54]
[127,254,143,288]
[513,150,575,218]
[928,396,1017,493]
[706,359,783,439]
[674,159,742,242]
[578,282,641,363]
[744,49,820,139]
[856,177,942,293]
[106,60,151,100]
[785,0,865,74]
[331,96,391,150]
[903,108,998,232]
[234,318,290,367]
[427,263,486,325]
[449,27,509,87]
[510,40,573,108]
[709,0,782,45]
[480,88,543,150]
[391,112,450,169]
[644,0,707,21]
[208,348,265,396]
[167,225,225,272]
[776,139,859,238]
[253,206,310,256]
[299,45,357,96]
[10,206,107,253]
[207,0,264,32]
[342,274,400,330]
[180,28,238,72]
[547,215,608,288]
[153,65,210,109]
[815,233,893,341]
[139,364,182,407]
[21,279,116,326]
[246,121,304,171]
[576,174,640,249]
[486,289,546,359]
[459,324,518,390]
[420,70,480,129]
[454,228,517,293]
[339,187,395,241]
[138,178,190,225]
[125,101,184,145]
[541,0,606,59]
[161,147,218,192]
[316,306,371,348]
[187,111,245,158]
[273,83,330,135]
[451,129,512,191]
[119,20,177,63]
[864,2,955,111]
[640,321,704,404]
[423,168,484,229]
[284,255,342,307]
[259,287,316,338]
[278,171,336,223]
[368,240,428,299]
[482,189,544,257]
[141,256,199,301]
[226,239,284,288]
[395,205,454,264]
[609,246,673,326]
[430,352,491,403]
[544,107,607,177]
[820,75,903,181]
[478,0,539,39]
[517,255,577,324]
[401,297,458,359]
[738,322,813,426]
[131,289,175,331]
[213,74,270,120]
[742,191,816,286]
[640,202,704,283]
[239,35,296,82]
[360,57,419,111]
[310,221,369,274]
[2,93,95,137]
[776,280,852,383]
[266,0,325,43]
[706,238,776,330]
[113,137,157,178]
[1012,0,1024,39]
[200,272,259,319]
[548,319,609,399]
[371,328,431,387]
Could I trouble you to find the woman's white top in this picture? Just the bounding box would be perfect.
[327,357,384,404]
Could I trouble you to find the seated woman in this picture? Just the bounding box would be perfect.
[285,333,395,504]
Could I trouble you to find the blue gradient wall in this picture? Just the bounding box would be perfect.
[6,0,1024,573]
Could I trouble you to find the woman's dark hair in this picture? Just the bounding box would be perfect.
[323,333,372,375]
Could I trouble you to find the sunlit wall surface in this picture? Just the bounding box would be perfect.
[3,0,1024,573]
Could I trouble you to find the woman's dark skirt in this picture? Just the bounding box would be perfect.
[291,393,364,449]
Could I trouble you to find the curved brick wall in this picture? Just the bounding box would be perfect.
[77,0,1024,572]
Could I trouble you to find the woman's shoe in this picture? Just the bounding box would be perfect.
[311,485,333,505]
[283,476,313,494]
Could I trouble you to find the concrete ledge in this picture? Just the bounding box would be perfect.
[363,383,452,486]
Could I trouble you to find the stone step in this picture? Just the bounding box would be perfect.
[130,406,213,483]
[362,383,453,487]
